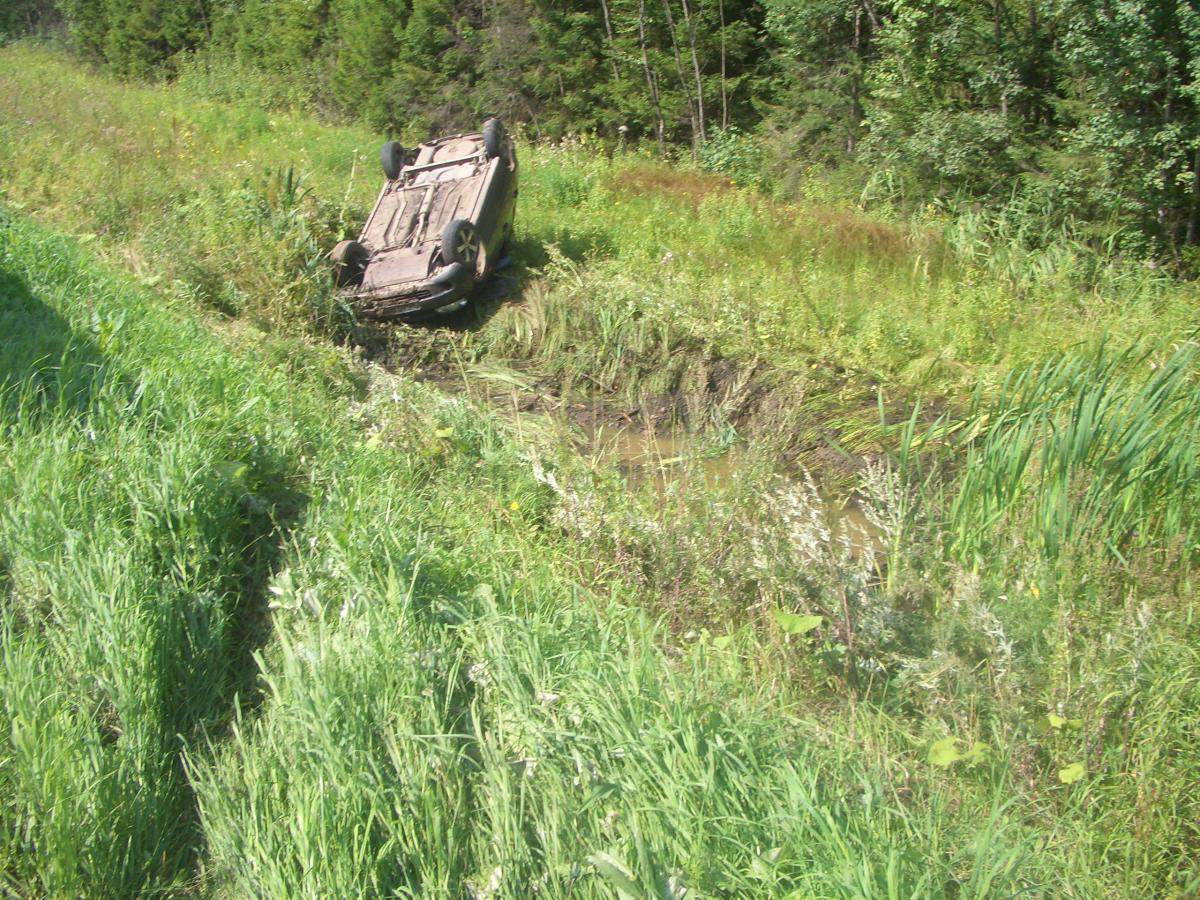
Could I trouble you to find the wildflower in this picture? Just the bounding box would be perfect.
[468,662,491,687]
[509,500,520,511]
[467,866,504,899]
[300,589,321,618]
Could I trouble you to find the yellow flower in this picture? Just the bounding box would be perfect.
[509,501,520,512]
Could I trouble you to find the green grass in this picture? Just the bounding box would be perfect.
[948,343,1200,561]
[0,205,1048,898]
[1,43,1199,897]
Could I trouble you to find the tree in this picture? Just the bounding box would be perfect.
[1051,0,1200,254]
[329,0,408,128]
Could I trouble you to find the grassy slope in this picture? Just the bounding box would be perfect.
[0,206,1041,898]
[1,43,1199,896]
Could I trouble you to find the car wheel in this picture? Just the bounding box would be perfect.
[482,118,504,159]
[440,218,479,268]
[331,239,368,287]
[380,141,406,180]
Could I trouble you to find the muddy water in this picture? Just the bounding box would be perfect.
[578,422,882,554]
[581,424,743,488]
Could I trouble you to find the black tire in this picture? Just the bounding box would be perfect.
[482,118,504,159]
[331,239,369,287]
[380,141,406,180]
[440,219,479,268]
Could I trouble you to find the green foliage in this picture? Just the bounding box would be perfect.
[773,608,823,635]
[761,0,870,162]
[1044,0,1200,252]
[0,211,1055,898]
[928,737,989,768]
[2,49,1200,895]
[950,344,1200,561]
[0,0,56,39]
[762,0,1200,259]
[328,0,406,128]
[27,0,1200,255]
[1058,761,1085,784]
[696,125,763,186]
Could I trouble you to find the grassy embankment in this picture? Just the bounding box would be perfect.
[1,43,1199,896]
[0,182,1048,898]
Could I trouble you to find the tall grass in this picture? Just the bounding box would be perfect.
[951,343,1200,560]
[0,208,1058,897]
[0,207,319,893]
[4,207,1199,895]
[3,40,1199,432]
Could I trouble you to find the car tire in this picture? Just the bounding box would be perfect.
[380,141,406,180]
[331,239,369,287]
[440,219,479,268]
[482,118,504,159]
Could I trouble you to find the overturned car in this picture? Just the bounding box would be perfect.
[331,118,517,321]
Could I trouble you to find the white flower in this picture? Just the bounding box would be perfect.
[468,866,504,899]
[300,589,321,618]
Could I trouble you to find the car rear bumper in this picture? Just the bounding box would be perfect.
[349,262,474,320]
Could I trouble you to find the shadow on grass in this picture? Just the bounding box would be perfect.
[508,228,614,267]
[0,259,309,890]
[0,267,107,419]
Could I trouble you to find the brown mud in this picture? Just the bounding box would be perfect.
[352,286,941,563]
[369,314,886,479]
[366,321,889,551]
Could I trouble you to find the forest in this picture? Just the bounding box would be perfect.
[6,0,1200,263]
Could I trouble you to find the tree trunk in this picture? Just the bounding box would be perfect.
[598,0,621,82]
[1163,69,1180,252]
[718,0,728,129]
[679,0,706,143]
[848,7,863,154]
[660,0,698,154]
[994,0,1008,117]
[860,0,881,31]
[1187,147,1199,246]
[197,0,212,42]
[637,0,667,152]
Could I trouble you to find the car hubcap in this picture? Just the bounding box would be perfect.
[457,227,477,263]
